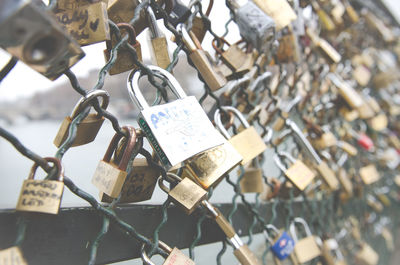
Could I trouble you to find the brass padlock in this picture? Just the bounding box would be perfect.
[290,218,321,264]
[311,0,336,31]
[213,38,255,77]
[183,142,242,189]
[312,132,337,149]
[0,246,28,265]
[146,6,171,69]
[239,164,264,193]
[92,126,137,198]
[359,164,380,185]
[366,194,384,212]
[368,113,388,131]
[141,240,195,265]
[54,90,109,148]
[54,1,110,46]
[104,23,142,75]
[202,200,261,265]
[215,106,267,165]
[338,168,353,197]
[354,243,379,265]
[159,173,207,215]
[252,0,297,31]
[307,29,341,64]
[190,0,213,43]
[286,119,339,191]
[100,157,160,203]
[274,152,316,191]
[363,10,395,43]
[353,65,371,87]
[276,26,301,63]
[0,0,85,80]
[343,0,359,23]
[337,141,358,157]
[180,26,227,91]
[321,238,347,265]
[330,0,346,25]
[16,157,64,215]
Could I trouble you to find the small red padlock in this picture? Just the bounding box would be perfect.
[357,133,374,151]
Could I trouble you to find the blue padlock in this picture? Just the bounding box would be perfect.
[264,225,295,260]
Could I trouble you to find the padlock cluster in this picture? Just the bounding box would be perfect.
[0,0,400,265]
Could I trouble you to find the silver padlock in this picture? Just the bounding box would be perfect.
[127,65,225,170]
[227,0,276,53]
[0,0,85,80]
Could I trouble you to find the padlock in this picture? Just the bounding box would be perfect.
[368,113,388,131]
[312,132,337,150]
[239,163,264,193]
[366,194,384,212]
[336,141,358,157]
[353,65,371,87]
[290,218,321,264]
[183,142,242,189]
[252,0,297,31]
[286,119,339,191]
[307,29,341,64]
[354,243,379,265]
[0,246,28,265]
[274,152,315,191]
[381,227,394,252]
[141,240,195,265]
[338,168,353,197]
[276,26,302,63]
[158,173,207,215]
[54,1,110,46]
[321,238,347,265]
[104,23,142,75]
[168,0,192,27]
[146,7,171,69]
[227,0,276,53]
[190,0,213,43]
[311,0,336,31]
[16,157,64,214]
[343,0,359,23]
[359,164,380,185]
[330,0,346,25]
[100,157,160,203]
[363,10,395,43]
[180,26,227,91]
[264,225,295,260]
[54,90,109,148]
[213,38,256,77]
[128,65,225,170]
[201,200,261,265]
[347,127,374,151]
[92,126,137,198]
[272,96,302,131]
[0,0,85,80]
[214,106,267,165]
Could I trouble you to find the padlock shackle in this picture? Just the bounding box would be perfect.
[127,65,187,110]
[211,37,230,55]
[146,6,161,39]
[141,240,174,265]
[263,126,273,144]
[70,90,110,119]
[116,23,138,44]
[214,106,250,139]
[29,157,63,182]
[157,172,183,194]
[289,217,313,242]
[249,71,272,92]
[286,119,322,164]
[102,126,136,171]
[273,154,288,173]
[179,24,197,52]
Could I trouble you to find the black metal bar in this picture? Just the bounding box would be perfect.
[0,202,304,265]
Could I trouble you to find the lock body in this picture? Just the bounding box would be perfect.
[92,161,128,198]
[221,44,255,75]
[100,158,160,203]
[252,0,297,31]
[104,40,142,75]
[184,141,242,189]
[233,244,261,265]
[355,243,379,265]
[168,177,207,214]
[240,167,264,193]
[285,160,316,191]
[163,247,195,265]
[16,179,64,214]
[138,96,225,169]
[235,1,275,53]
[192,16,207,43]
[0,0,85,80]
[270,232,295,260]
[294,236,321,263]
[150,37,171,69]
[54,1,110,46]
[0,246,27,265]
[229,127,267,165]
[54,114,105,148]
[360,164,380,185]
[316,161,339,191]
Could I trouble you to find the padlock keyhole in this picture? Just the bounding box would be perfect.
[25,35,58,64]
